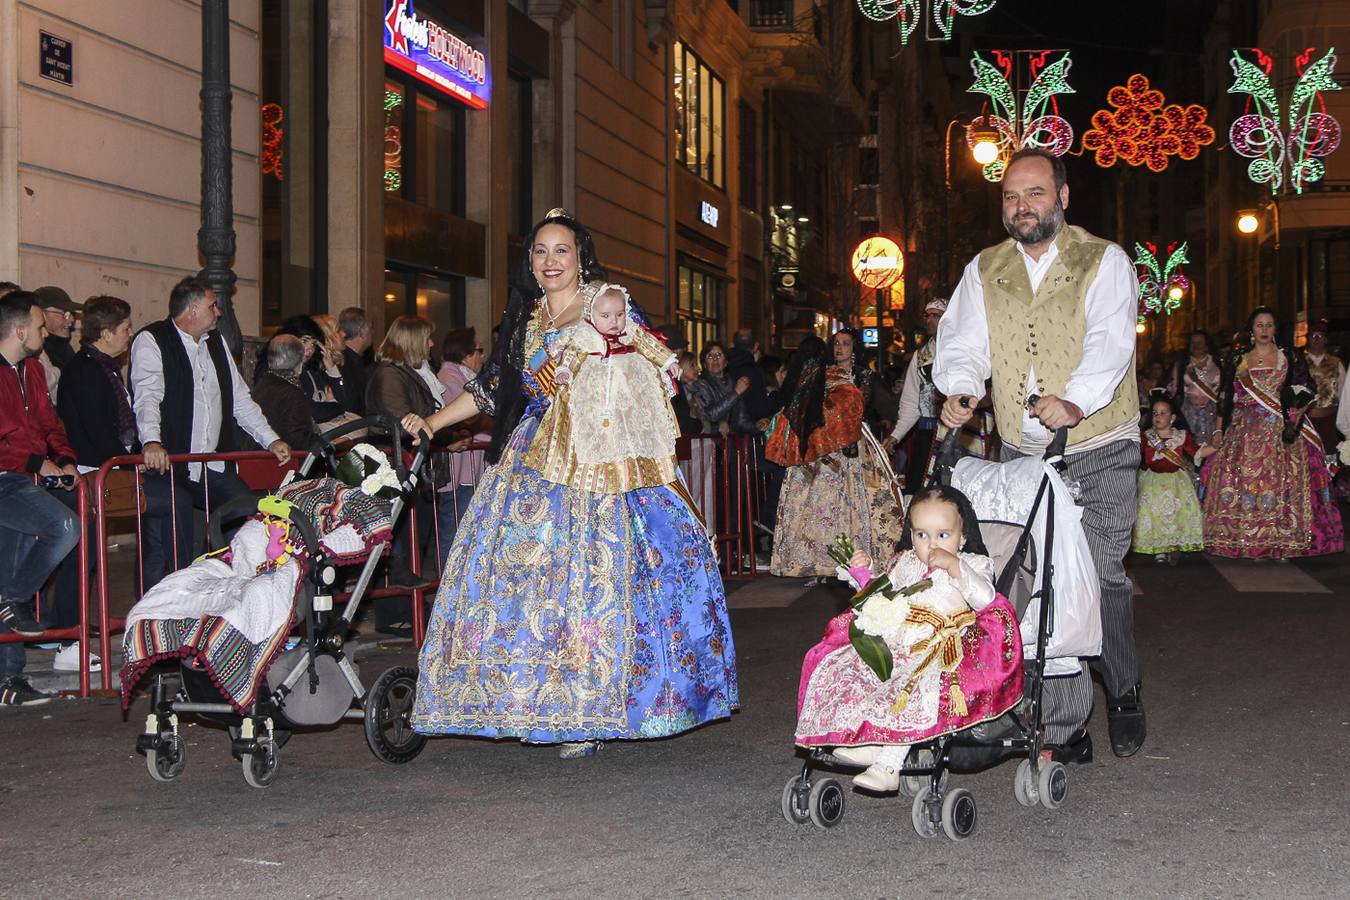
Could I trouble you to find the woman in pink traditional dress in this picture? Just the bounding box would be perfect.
[1202,308,1343,559]
[794,485,1022,794]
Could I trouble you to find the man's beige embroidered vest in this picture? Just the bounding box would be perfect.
[977,225,1138,449]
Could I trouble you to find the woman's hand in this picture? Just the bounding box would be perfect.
[848,549,872,570]
[927,547,962,580]
[734,376,750,395]
[717,421,730,437]
[401,413,431,445]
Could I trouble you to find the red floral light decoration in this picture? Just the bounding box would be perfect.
[1082,74,1215,172]
[261,103,285,181]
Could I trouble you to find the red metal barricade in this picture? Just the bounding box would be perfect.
[69,435,766,697]
[0,476,93,697]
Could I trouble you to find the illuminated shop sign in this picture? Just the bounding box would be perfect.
[384,0,489,110]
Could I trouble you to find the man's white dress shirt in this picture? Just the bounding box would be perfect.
[933,237,1139,454]
[129,323,280,480]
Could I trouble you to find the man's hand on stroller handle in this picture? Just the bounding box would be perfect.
[1029,395,1083,429]
[940,394,978,428]
[267,440,291,466]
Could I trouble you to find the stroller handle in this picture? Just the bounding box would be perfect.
[305,416,409,480]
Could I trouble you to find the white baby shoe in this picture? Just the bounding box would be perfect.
[852,761,901,793]
[831,745,879,767]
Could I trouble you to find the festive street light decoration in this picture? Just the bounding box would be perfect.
[1228,47,1342,194]
[857,0,995,47]
[260,103,285,181]
[1081,74,1215,172]
[965,50,1075,182]
[851,236,905,290]
[1134,241,1190,317]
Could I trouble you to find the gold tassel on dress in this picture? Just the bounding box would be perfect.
[889,690,911,714]
[948,679,968,717]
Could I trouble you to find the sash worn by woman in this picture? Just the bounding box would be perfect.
[1202,308,1342,559]
[403,211,738,756]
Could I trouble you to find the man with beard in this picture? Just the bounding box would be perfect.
[933,148,1144,760]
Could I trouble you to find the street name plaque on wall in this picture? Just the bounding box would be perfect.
[39,31,73,85]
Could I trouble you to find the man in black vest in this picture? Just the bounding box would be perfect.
[129,277,291,589]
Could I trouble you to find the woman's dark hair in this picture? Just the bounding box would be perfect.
[757,353,783,385]
[81,295,131,345]
[254,315,326,383]
[699,340,726,373]
[484,212,611,464]
[780,336,830,457]
[831,327,869,389]
[1147,389,1180,419]
[441,327,477,365]
[1241,306,1279,352]
[898,484,988,557]
[1187,329,1218,359]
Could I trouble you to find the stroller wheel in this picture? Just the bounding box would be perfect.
[146,734,186,782]
[1013,759,1038,808]
[364,666,427,764]
[780,776,811,826]
[910,786,940,839]
[242,745,280,788]
[1038,760,1068,809]
[807,778,846,828]
[940,788,978,841]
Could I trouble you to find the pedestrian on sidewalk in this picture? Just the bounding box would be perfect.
[129,276,291,590]
[934,148,1147,758]
[0,291,83,705]
[53,294,140,673]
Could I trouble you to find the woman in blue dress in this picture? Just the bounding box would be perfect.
[400,209,738,758]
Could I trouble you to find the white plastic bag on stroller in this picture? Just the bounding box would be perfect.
[951,453,1102,675]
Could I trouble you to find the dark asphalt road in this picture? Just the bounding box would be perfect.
[2,552,1348,899]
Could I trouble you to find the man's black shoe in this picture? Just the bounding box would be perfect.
[1107,683,1146,758]
[384,561,434,590]
[0,676,53,706]
[1048,729,1093,765]
[0,601,45,638]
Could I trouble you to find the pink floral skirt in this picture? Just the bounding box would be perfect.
[794,597,1024,748]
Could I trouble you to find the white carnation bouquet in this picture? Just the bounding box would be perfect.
[335,443,402,500]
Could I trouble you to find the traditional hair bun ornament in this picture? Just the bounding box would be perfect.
[545,207,570,219]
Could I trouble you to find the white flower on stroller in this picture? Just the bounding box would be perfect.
[337,443,403,501]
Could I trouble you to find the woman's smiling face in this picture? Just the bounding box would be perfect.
[531,224,580,294]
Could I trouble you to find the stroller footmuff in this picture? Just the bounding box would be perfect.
[123,417,432,787]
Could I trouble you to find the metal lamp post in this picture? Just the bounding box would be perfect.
[198,0,241,354]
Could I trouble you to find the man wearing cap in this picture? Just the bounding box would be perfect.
[883,297,948,490]
[35,285,82,402]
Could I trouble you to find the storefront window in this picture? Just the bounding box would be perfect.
[384,267,466,336]
[677,263,725,355]
[673,42,724,188]
[382,72,466,215]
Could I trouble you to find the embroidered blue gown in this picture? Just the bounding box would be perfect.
[412,320,739,742]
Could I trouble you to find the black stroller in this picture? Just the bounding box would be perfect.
[132,417,432,788]
[782,426,1092,839]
